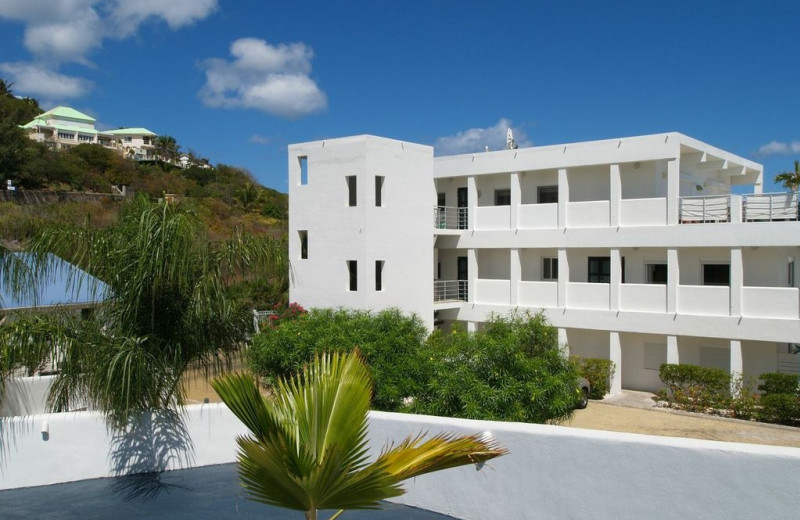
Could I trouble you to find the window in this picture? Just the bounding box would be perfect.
[347,176,357,207]
[437,192,446,207]
[57,132,75,140]
[347,260,357,291]
[542,257,558,281]
[143,136,151,145]
[375,260,384,291]
[78,134,93,142]
[299,156,308,185]
[375,176,384,207]
[789,260,795,287]
[703,263,730,286]
[538,185,558,204]
[299,230,308,259]
[125,136,133,142]
[588,257,611,283]
[647,263,667,284]
[494,188,511,206]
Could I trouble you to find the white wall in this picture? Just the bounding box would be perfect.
[4,406,798,520]
[477,249,510,279]
[519,169,558,204]
[568,165,610,202]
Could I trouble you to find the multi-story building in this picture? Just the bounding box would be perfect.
[288,133,800,394]
[21,106,157,160]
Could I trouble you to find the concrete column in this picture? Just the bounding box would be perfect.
[510,248,520,306]
[609,332,622,395]
[730,248,743,317]
[510,172,520,229]
[730,339,743,395]
[667,248,679,314]
[558,168,568,228]
[558,328,569,356]
[467,175,477,230]
[667,335,679,365]
[468,248,477,304]
[610,164,621,227]
[467,321,477,333]
[730,195,742,223]
[610,248,621,311]
[667,159,679,225]
[557,248,568,308]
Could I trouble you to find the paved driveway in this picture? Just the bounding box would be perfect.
[566,390,800,448]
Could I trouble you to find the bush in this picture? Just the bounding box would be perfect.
[758,372,799,396]
[658,363,731,412]
[247,308,429,411]
[410,311,581,424]
[728,377,759,421]
[757,393,800,425]
[573,357,615,399]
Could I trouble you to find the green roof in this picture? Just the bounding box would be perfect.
[21,120,98,135]
[40,106,96,123]
[104,128,157,136]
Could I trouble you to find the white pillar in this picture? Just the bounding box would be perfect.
[467,321,477,333]
[467,175,477,230]
[468,248,477,304]
[510,248,520,306]
[558,328,569,356]
[610,248,621,311]
[558,168,568,229]
[609,332,622,395]
[557,248,568,308]
[667,159,679,225]
[730,248,743,317]
[667,248,679,314]
[730,339,743,395]
[667,335,679,365]
[610,164,621,227]
[510,172,520,229]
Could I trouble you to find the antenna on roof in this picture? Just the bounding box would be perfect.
[506,128,518,150]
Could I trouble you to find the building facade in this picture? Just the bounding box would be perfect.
[288,132,800,393]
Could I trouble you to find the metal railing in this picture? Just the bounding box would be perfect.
[679,195,730,223]
[743,192,799,222]
[434,206,468,230]
[434,280,468,302]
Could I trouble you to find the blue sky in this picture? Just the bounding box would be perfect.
[1,1,798,192]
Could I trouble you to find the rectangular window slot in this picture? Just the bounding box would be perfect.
[347,175,357,207]
[646,263,667,284]
[375,176,384,207]
[375,260,384,291]
[299,230,308,259]
[348,260,358,291]
[588,256,611,283]
[299,156,308,185]
[542,257,558,281]
[703,264,730,286]
[494,189,511,206]
[538,185,558,204]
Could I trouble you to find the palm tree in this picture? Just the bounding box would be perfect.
[4,194,287,427]
[212,350,507,520]
[154,135,180,164]
[774,160,800,192]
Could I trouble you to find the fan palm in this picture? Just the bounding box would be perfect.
[212,350,507,520]
[2,194,286,427]
[775,160,800,192]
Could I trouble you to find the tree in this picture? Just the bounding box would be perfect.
[212,350,506,520]
[4,194,287,427]
[154,135,180,164]
[775,160,800,192]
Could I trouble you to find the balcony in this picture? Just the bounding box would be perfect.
[433,280,467,302]
[741,286,799,319]
[518,281,558,307]
[677,285,729,316]
[743,192,799,222]
[619,284,667,313]
[679,195,730,223]
[433,206,468,230]
[566,282,609,310]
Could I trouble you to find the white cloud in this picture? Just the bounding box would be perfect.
[249,134,272,145]
[756,141,800,157]
[199,38,327,119]
[434,119,533,156]
[0,62,92,99]
[0,0,217,100]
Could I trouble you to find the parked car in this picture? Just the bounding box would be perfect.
[576,378,590,409]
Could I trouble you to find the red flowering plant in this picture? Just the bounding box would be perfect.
[261,302,307,329]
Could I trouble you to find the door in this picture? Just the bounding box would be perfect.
[457,187,468,229]
[457,256,468,300]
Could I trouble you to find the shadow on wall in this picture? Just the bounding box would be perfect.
[109,410,196,502]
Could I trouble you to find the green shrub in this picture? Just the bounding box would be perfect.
[758,372,799,396]
[247,308,429,412]
[729,377,759,421]
[410,311,581,424]
[658,363,731,412]
[573,357,615,399]
[757,393,800,425]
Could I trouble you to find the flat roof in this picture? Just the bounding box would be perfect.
[0,463,456,519]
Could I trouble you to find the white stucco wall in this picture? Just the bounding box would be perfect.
[2,406,798,520]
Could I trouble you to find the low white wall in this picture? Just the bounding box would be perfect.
[2,406,800,520]
[619,283,667,313]
[567,200,610,228]
[518,203,557,229]
[567,282,609,310]
[0,375,55,416]
[475,206,510,230]
[678,285,730,316]
[518,281,558,307]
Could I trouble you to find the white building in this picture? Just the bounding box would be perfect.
[288,133,800,394]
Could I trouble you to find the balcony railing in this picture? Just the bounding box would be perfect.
[679,195,730,223]
[434,206,468,230]
[743,192,799,222]
[434,280,468,302]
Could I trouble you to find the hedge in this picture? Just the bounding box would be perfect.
[572,357,615,400]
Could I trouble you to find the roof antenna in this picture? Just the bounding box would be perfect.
[506,128,518,150]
